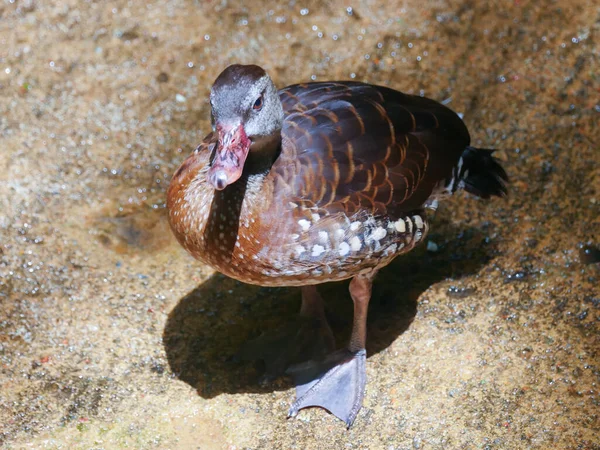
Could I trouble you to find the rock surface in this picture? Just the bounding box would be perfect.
[0,0,598,448]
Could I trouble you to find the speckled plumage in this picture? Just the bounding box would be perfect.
[167,64,507,426]
[168,72,505,287]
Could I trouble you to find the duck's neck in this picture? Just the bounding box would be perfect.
[245,132,282,174]
[204,175,248,262]
[203,133,281,261]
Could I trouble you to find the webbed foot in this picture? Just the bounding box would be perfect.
[287,348,367,427]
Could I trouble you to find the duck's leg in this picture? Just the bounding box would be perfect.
[296,285,337,361]
[238,285,336,381]
[288,272,374,427]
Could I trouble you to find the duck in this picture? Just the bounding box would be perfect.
[167,64,508,427]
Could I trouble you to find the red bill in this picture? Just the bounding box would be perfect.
[207,123,251,190]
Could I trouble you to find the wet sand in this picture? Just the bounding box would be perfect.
[0,0,598,448]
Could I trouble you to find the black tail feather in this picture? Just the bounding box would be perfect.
[459,147,508,199]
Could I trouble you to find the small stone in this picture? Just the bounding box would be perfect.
[426,240,439,252]
[156,72,169,83]
[505,270,528,282]
[447,286,475,298]
[413,435,422,449]
[580,245,600,265]
[175,93,186,103]
[119,29,139,41]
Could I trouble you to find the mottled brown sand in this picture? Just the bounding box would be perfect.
[0,0,598,448]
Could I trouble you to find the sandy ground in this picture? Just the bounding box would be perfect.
[1,0,599,448]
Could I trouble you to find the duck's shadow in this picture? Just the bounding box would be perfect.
[163,222,495,398]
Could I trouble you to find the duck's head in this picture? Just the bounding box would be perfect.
[207,64,283,190]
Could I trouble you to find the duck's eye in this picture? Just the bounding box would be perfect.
[253,95,263,111]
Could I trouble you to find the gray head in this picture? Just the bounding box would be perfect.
[207,64,284,190]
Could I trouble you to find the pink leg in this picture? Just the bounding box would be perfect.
[347,274,373,352]
[288,272,376,427]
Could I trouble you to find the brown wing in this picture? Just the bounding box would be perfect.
[274,82,470,217]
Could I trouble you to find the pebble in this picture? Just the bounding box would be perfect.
[580,245,600,265]
[426,240,439,252]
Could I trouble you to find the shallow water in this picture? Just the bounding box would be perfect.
[0,0,598,448]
